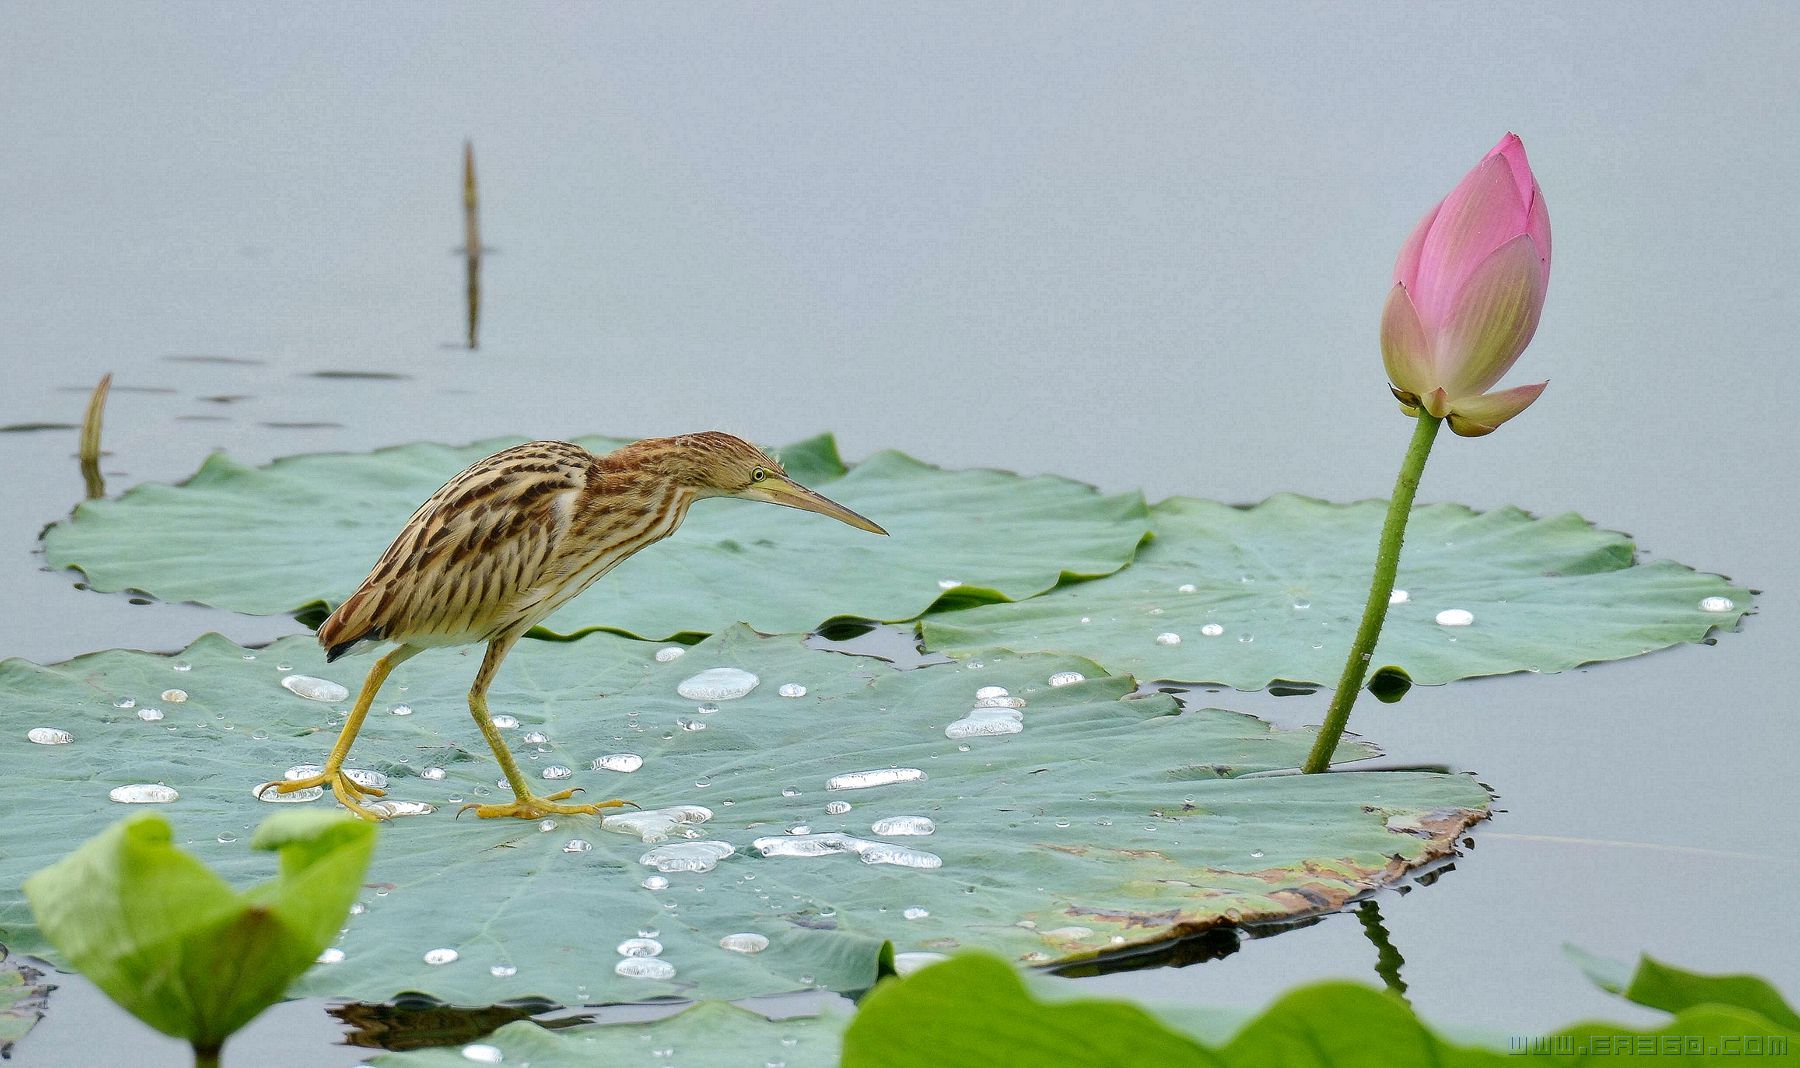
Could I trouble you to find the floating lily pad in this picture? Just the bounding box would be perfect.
[1,945,53,1058]
[924,495,1753,688]
[40,434,1150,641]
[0,627,1486,1005]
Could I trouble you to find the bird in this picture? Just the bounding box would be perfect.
[257,432,886,821]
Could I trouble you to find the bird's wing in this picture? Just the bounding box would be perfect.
[318,441,592,656]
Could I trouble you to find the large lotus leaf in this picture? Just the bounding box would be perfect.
[40,434,1150,641]
[924,494,1753,688]
[369,1004,843,1067]
[0,627,1486,1005]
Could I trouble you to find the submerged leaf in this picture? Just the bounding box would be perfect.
[0,628,1486,1005]
[40,434,1149,640]
[20,811,373,1051]
[926,494,1752,688]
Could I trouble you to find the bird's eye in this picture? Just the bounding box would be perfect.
[751,467,768,483]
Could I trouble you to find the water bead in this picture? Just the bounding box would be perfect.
[1047,671,1085,687]
[366,800,435,818]
[491,714,520,729]
[781,786,801,798]
[675,667,760,701]
[316,948,345,965]
[654,646,686,662]
[461,1044,503,1064]
[171,661,191,672]
[112,696,136,709]
[27,727,72,745]
[1699,596,1735,613]
[1237,634,1255,644]
[675,717,706,732]
[615,957,676,980]
[870,815,935,836]
[1154,632,1181,646]
[825,801,852,815]
[974,686,1008,701]
[1177,583,1197,593]
[945,707,1022,739]
[937,579,962,590]
[255,783,323,803]
[719,932,770,954]
[593,753,644,773]
[563,839,592,854]
[521,731,547,744]
[421,766,447,781]
[642,875,670,890]
[161,689,188,703]
[110,784,178,804]
[694,703,720,715]
[1435,608,1475,627]
[489,964,517,978]
[638,840,735,873]
[616,937,664,957]
[825,768,927,790]
[1390,589,1410,605]
[280,675,347,703]
[541,765,572,780]
[777,683,807,698]
[903,907,930,920]
[389,704,413,716]
[423,948,460,965]
[1200,624,1224,637]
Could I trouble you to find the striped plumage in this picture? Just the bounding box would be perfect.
[263,432,885,821]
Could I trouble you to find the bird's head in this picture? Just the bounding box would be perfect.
[653,432,887,535]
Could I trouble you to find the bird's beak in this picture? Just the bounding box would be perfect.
[745,477,888,535]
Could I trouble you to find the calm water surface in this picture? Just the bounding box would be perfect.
[3,4,1796,1063]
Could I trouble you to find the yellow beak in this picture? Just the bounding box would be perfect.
[744,477,887,535]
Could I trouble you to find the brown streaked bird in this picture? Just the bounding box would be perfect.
[258,432,886,821]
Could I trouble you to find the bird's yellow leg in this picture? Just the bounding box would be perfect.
[459,637,633,820]
[257,645,422,821]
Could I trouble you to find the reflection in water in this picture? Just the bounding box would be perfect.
[78,372,110,500]
[463,140,481,350]
[1356,900,1409,1001]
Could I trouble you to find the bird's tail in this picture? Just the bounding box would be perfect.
[318,584,388,662]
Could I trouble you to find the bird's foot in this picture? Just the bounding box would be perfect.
[255,766,390,822]
[457,788,635,820]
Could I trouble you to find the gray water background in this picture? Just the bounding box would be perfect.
[2,3,1797,1063]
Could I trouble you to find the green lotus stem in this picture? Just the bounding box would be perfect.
[193,1043,221,1068]
[1303,412,1442,774]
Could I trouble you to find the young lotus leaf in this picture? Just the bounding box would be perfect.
[1568,946,1800,1031]
[368,1003,843,1067]
[0,628,1486,1006]
[40,434,1150,641]
[20,810,373,1058]
[925,494,1753,688]
[844,953,1800,1068]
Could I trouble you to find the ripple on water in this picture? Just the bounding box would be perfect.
[676,667,760,701]
[281,675,348,703]
[825,768,927,791]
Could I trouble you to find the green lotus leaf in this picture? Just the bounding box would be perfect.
[39,434,1150,641]
[368,1003,843,1067]
[925,495,1753,688]
[1568,946,1800,1031]
[0,627,1485,1005]
[20,810,373,1058]
[842,953,1800,1067]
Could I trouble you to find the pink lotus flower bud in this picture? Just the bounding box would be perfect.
[1381,133,1551,436]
